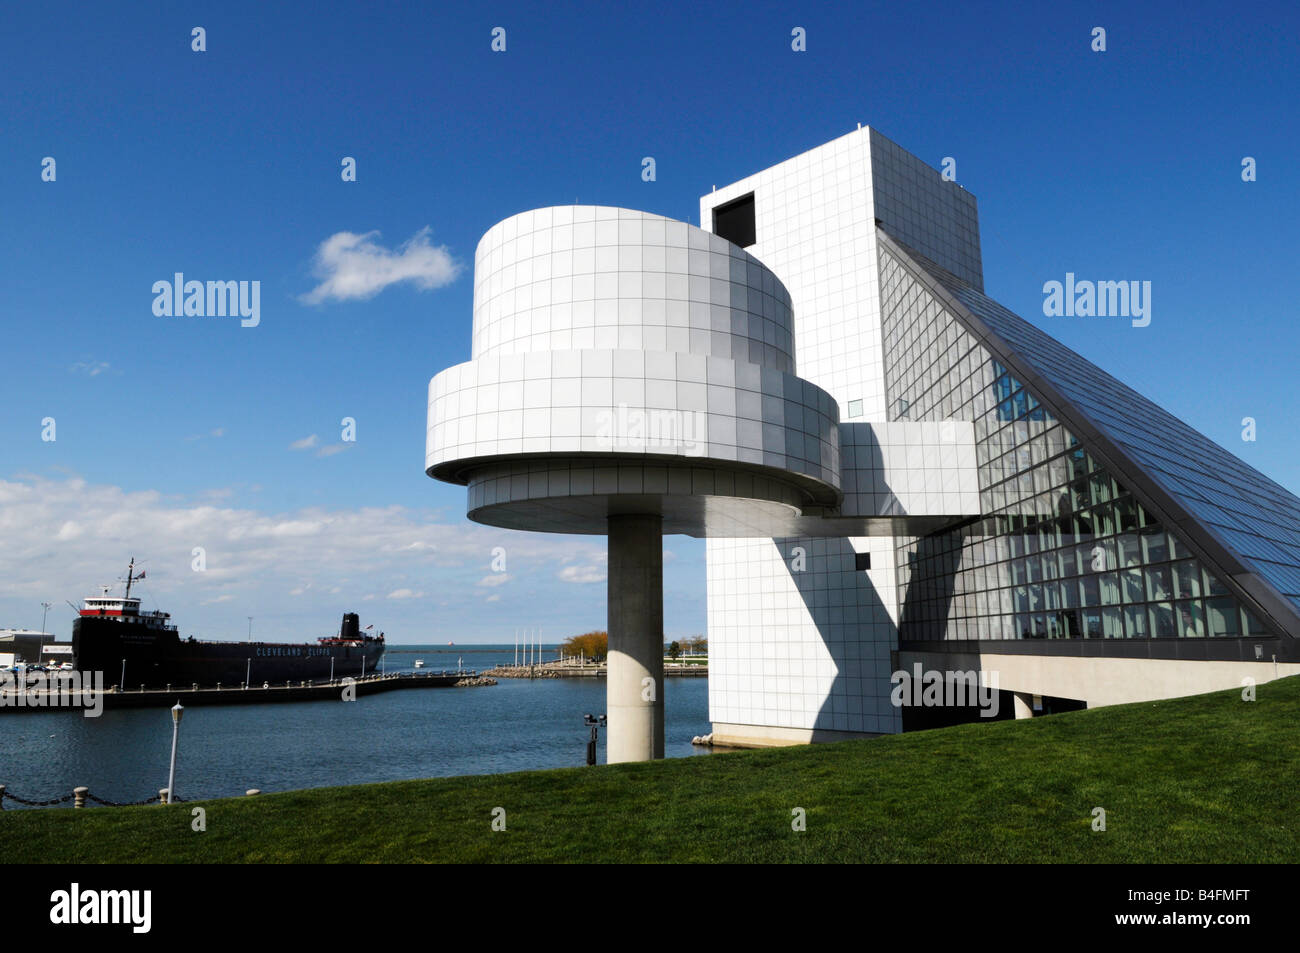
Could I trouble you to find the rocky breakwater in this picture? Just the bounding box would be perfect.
[482,666,562,679]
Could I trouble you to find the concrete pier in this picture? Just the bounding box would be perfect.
[0,671,493,713]
[1013,692,1034,720]
[607,514,664,762]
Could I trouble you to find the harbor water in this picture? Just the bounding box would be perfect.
[0,645,714,805]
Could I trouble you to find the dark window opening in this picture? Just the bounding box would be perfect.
[713,193,756,248]
[855,552,871,571]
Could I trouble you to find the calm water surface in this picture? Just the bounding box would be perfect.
[0,645,714,805]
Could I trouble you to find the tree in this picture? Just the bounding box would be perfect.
[668,641,681,660]
[560,630,608,662]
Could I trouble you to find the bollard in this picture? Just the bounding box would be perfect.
[192,683,198,692]
[74,786,88,809]
[217,682,221,691]
[166,684,171,692]
[245,789,260,796]
[160,788,170,805]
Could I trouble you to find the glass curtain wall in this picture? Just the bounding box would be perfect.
[879,246,1266,642]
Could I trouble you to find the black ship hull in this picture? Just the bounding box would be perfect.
[73,616,385,689]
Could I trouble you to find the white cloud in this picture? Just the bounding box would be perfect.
[558,565,606,584]
[300,227,461,304]
[290,435,319,450]
[316,443,352,458]
[71,361,111,377]
[477,574,510,587]
[185,428,225,443]
[0,475,610,641]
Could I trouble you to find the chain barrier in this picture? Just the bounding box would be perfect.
[0,790,76,807]
[84,792,164,807]
[1,788,186,808]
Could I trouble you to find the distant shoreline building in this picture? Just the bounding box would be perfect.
[428,126,1300,758]
[0,630,68,667]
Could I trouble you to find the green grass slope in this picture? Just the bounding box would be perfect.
[4,676,1297,863]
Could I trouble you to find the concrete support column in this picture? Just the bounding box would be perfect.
[1013,692,1034,720]
[606,514,664,763]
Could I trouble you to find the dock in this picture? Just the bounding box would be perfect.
[485,660,707,679]
[0,671,495,712]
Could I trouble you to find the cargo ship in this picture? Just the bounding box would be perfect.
[72,560,385,688]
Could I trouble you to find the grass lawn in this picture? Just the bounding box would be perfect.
[4,676,1297,863]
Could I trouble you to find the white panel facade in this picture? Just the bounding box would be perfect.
[428,349,840,489]
[425,143,984,746]
[701,126,984,740]
[840,421,980,518]
[427,206,858,540]
[471,206,796,374]
[707,535,902,735]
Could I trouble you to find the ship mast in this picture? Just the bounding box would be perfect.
[124,558,135,599]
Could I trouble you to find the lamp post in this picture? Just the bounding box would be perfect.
[120,659,126,691]
[583,713,607,766]
[247,616,253,640]
[165,701,184,804]
[245,658,250,688]
[39,602,51,662]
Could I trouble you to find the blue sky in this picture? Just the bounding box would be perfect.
[2,1,1297,643]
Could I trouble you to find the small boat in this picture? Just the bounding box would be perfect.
[413,659,425,669]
